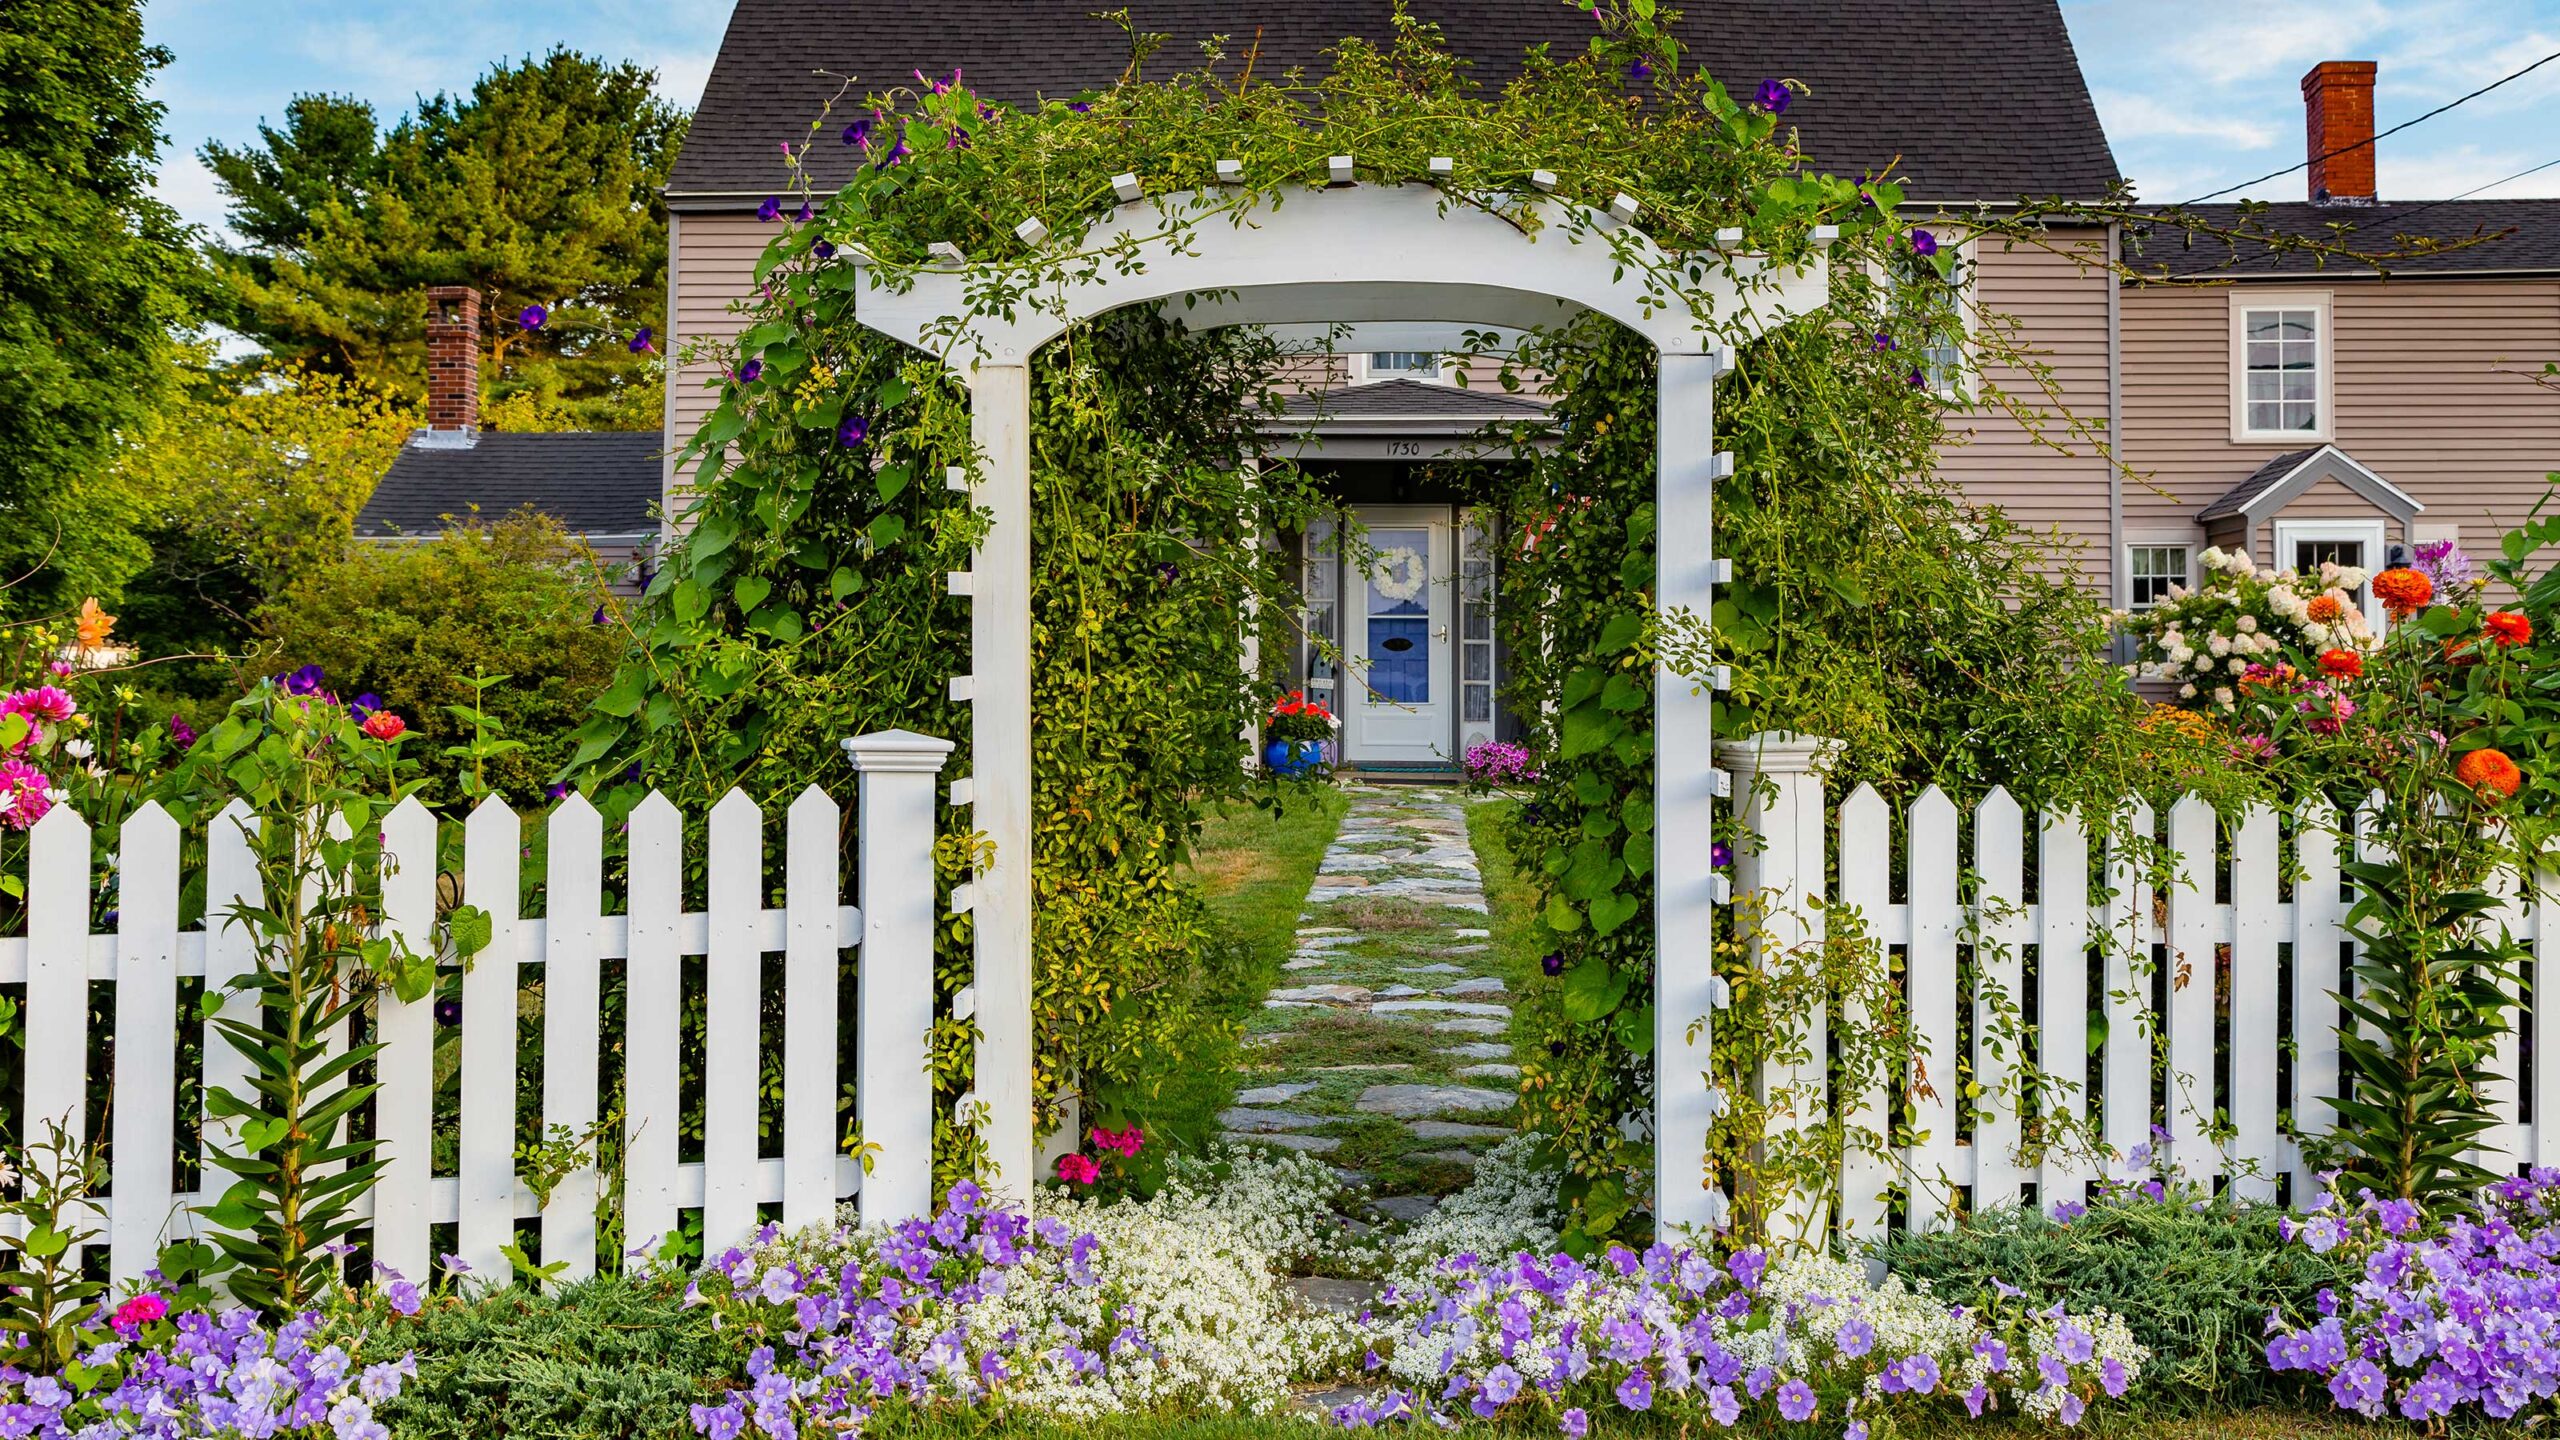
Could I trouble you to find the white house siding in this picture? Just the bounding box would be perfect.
[2122,276,2560,564]
[1932,226,2119,596]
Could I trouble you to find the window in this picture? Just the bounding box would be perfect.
[1886,237,1973,399]
[1366,351,1440,380]
[1458,511,1497,746]
[2231,293,2331,441]
[2273,518,2386,625]
[2126,544,2191,609]
[1302,520,1340,706]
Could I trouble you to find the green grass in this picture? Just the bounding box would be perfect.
[1185,788,1351,967]
[1464,798,1546,1043]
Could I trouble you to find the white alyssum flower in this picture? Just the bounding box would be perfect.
[1388,1136,1561,1276]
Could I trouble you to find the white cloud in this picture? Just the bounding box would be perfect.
[2160,0,2394,86]
[2378,142,2560,201]
[648,49,715,109]
[2092,90,2278,148]
[151,151,236,242]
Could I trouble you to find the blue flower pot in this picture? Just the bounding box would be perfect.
[1264,738,1328,778]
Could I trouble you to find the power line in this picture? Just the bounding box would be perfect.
[2178,48,2560,205]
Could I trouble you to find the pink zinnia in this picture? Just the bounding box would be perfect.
[0,758,53,830]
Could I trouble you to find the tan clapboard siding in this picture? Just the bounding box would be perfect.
[2123,277,2560,554]
[1935,227,2116,593]
[667,211,774,522]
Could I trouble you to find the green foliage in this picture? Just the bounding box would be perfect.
[339,1274,746,1438]
[258,514,625,805]
[202,49,682,428]
[0,1124,110,1374]
[0,0,204,618]
[167,684,491,1313]
[1878,1191,2354,1409]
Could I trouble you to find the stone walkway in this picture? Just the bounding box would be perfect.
[1222,784,1518,1199]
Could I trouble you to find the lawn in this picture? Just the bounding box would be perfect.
[1462,796,1544,1050]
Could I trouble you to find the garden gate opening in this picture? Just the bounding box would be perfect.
[839,177,1834,1230]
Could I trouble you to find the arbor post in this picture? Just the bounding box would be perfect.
[966,362,1038,1202]
[1653,346,1728,1236]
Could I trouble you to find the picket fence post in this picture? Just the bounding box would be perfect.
[1717,733,1841,1242]
[844,730,955,1226]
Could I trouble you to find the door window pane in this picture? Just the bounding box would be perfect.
[1366,527,1430,703]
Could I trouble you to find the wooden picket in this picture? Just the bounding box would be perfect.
[1734,759,2556,1240]
[0,731,952,1287]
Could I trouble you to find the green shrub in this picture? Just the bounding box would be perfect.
[1874,1189,2355,1409]
[258,513,625,805]
[345,1273,743,1438]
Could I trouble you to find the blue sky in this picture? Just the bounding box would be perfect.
[143,0,2560,238]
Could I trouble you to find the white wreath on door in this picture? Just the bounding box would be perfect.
[1370,545,1428,603]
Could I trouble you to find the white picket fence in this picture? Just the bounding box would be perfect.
[1721,733,2558,1244]
[2,729,954,1287]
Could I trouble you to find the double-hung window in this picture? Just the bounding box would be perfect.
[2231,293,2331,441]
[2125,543,2191,610]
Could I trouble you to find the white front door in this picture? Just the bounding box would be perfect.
[1344,506,1455,764]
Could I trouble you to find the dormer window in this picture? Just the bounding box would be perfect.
[1362,351,1441,382]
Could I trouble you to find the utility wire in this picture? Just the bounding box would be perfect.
[2178,48,2560,205]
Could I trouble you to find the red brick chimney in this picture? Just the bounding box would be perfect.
[422,285,480,441]
[2302,61,2379,205]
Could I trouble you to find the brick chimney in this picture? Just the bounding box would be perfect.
[420,285,480,446]
[2302,61,2379,205]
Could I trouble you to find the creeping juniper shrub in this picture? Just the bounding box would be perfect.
[1875,1189,2355,1408]
[345,1273,745,1439]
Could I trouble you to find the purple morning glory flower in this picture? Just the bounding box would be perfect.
[1906,367,1929,389]
[1627,57,1652,81]
[1910,228,1940,257]
[628,325,656,354]
[517,303,547,330]
[842,120,870,147]
[1711,841,1733,869]
[1871,331,1898,352]
[282,664,325,695]
[1753,78,1792,114]
[1068,101,1092,114]
[738,359,763,384]
[838,414,869,447]
[876,136,911,168]
[814,239,837,259]
[348,692,381,720]
[434,998,461,1026]
[547,782,572,800]
[794,202,812,223]
[1541,950,1565,977]
[758,196,782,222]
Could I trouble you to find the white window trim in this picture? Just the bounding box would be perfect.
[2273,517,2387,627]
[2121,537,2196,611]
[2229,290,2334,444]
[1348,351,1455,386]
[1865,230,1976,401]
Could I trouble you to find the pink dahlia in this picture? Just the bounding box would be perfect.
[0,758,53,830]
[3,686,77,724]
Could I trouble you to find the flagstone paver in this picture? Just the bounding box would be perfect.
[1219,783,1523,1195]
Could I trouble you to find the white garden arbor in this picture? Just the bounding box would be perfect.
[842,175,1833,1234]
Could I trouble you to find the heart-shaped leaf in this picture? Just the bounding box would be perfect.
[733,576,772,614]
[1589,890,1641,937]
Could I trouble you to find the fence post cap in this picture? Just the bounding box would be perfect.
[841,729,957,774]
[1712,732,1844,779]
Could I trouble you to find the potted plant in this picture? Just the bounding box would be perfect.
[1263,691,1336,778]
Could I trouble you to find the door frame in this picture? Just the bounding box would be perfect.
[1341,503,1456,765]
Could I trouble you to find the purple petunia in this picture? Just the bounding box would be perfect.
[1614,1368,1652,1411]
[1558,1408,1588,1438]
[1776,1379,1816,1422]
[1753,78,1792,114]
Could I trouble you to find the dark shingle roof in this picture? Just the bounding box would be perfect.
[2196,448,2316,521]
[1278,379,1551,420]
[669,0,2118,206]
[357,431,662,538]
[2128,201,2560,280]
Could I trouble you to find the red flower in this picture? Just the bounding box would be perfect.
[2372,567,2433,621]
[2317,649,2364,680]
[1055,1154,1099,1185]
[110,1293,167,1333]
[2485,611,2533,646]
[360,712,406,741]
[2456,748,2523,800]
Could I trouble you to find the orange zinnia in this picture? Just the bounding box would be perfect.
[2484,611,2533,646]
[2318,648,2363,680]
[2372,567,2433,620]
[2305,595,2344,624]
[2455,747,2523,799]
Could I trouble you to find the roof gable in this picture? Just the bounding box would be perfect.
[670,0,2118,206]
[2195,443,2422,526]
